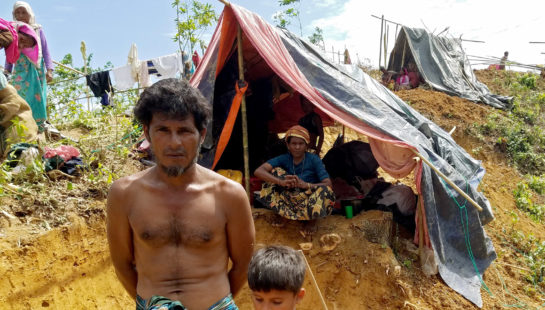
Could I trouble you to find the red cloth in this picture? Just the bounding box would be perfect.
[0,19,39,65]
[44,145,80,161]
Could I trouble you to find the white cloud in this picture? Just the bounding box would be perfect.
[310,0,545,68]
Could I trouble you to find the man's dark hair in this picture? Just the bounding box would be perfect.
[134,78,211,131]
[248,245,306,294]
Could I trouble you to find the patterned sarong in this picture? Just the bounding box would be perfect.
[136,294,237,310]
[258,168,335,220]
[11,55,47,131]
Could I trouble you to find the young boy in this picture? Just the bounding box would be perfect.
[248,245,306,310]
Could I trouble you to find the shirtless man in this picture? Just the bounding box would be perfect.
[107,78,255,310]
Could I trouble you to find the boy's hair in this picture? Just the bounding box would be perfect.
[248,245,306,294]
[133,78,211,131]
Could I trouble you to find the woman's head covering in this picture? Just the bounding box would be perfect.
[285,125,310,144]
[13,1,36,26]
[0,19,39,65]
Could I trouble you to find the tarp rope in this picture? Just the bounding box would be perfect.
[440,178,540,307]
[440,177,492,295]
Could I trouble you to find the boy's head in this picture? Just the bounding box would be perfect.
[17,31,36,49]
[248,245,306,310]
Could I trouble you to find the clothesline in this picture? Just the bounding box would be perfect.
[57,86,148,104]
[49,75,85,85]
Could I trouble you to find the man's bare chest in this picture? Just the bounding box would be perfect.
[128,191,225,248]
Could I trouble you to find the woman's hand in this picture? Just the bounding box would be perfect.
[279,175,298,188]
[291,175,309,189]
[46,69,53,83]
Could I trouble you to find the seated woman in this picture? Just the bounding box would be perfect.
[254,125,335,234]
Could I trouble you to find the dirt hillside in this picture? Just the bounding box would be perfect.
[0,70,543,309]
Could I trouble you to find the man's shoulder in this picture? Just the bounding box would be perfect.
[197,166,247,202]
[109,168,152,197]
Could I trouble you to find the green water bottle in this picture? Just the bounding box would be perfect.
[345,205,353,219]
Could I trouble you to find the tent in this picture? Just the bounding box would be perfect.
[190,3,496,307]
[387,26,512,110]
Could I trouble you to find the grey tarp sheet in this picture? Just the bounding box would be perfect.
[388,27,512,110]
[193,19,497,306]
[278,29,496,307]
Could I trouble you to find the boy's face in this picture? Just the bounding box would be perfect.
[251,289,305,310]
[18,33,35,49]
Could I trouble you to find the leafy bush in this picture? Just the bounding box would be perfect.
[527,175,545,194]
[513,182,545,222]
[509,230,545,288]
[518,73,537,90]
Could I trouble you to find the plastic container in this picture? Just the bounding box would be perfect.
[345,205,353,219]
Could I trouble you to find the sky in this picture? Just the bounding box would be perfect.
[1,0,544,72]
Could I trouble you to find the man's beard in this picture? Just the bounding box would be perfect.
[158,143,201,178]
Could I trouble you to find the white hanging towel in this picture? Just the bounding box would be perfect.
[151,53,183,79]
[138,61,151,88]
[112,64,136,91]
[127,43,140,81]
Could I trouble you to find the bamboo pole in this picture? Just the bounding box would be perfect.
[400,39,407,71]
[384,25,388,68]
[80,41,90,111]
[237,26,251,200]
[299,250,329,310]
[52,61,85,76]
[411,149,483,212]
[418,192,424,260]
[379,15,384,68]
[371,14,403,26]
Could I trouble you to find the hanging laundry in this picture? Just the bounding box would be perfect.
[127,43,140,81]
[150,53,183,79]
[146,60,161,77]
[111,64,136,91]
[85,71,113,97]
[192,50,201,68]
[100,93,110,107]
[138,61,151,87]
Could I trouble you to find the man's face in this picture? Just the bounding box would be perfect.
[251,289,304,310]
[18,33,35,49]
[287,137,307,158]
[145,113,205,177]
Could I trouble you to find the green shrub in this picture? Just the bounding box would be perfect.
[518,73,537,90]
[527,175,545,194]
[513,182,545,222]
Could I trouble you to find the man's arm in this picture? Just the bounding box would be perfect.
[106,180,138,299]
[224,182,255,296]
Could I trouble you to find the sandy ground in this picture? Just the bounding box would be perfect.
[1,71,544,309]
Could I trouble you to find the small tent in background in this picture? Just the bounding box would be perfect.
[191,3,496,307]
[387,26,512,110]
